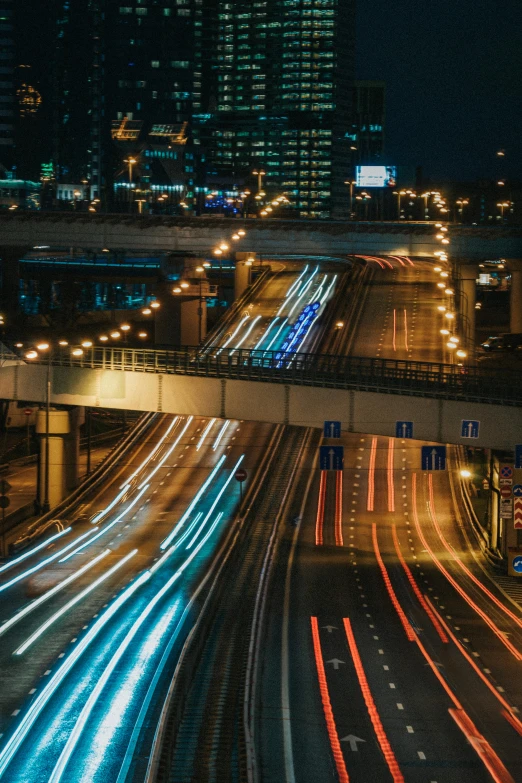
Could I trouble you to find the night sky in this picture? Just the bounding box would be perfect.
[357,0,522,182]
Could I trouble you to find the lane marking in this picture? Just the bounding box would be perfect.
[315,471,327,546]
[387,439,395,513]
[372,524,415,641]
[367,438,377,512]
[335,471,344,547]
[310,618,350,783]
[343,618,404,783]
[391,526,448,643]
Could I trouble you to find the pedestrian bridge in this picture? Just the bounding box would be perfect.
[1,347,521,451]
[1,213,522,260]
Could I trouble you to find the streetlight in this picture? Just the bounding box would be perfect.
[344,180,357,219]
[124,157,137,211]
[456,198,469,223]
[252,168,266,193]
[120,324,131,343]
[421,192,431,220]
[26,344,52,513]
[393,190,407,220]
[497,202,510,221]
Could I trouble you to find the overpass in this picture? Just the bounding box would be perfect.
[1,213,522,260]
[1,346,521,451]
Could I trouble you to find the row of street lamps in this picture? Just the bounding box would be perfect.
[432,225,468,361]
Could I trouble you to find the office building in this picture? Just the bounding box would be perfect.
[206,0,357,218]
[351,80,385,165]
[0,0,15,170]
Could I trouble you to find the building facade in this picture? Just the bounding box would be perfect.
[205,0,357,218]
[0,0,15,171]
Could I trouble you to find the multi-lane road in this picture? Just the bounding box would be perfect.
[257,257,522,783]
[1,255,521,783]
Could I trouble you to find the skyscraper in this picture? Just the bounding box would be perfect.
[0,0,15,171]
[206,0,357,218]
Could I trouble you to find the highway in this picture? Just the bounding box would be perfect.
[0,258,339,782]
[256,257,522,783]
[1,254,521,783]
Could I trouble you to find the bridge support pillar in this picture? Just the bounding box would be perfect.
[458,265,477,358]
[155,282,207,347]
[36,407,82,511]
[234,253,256,300]
[507,259,522,333]
[0,245,30,319]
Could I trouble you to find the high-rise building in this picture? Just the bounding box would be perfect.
[351,80,385,165]
[0,0,15,171]
[204,0,357,218]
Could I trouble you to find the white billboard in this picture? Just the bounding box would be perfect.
[356,166,397,188]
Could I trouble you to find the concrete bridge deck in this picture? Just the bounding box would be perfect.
[1,213,522,260]
[1,346,521,451]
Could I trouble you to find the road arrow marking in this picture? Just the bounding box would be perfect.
[341,735,366,751]
[326,658,345,670]
[322,625,338,633]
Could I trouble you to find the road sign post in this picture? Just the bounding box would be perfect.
[320,446,344,471]
[323,421,341,438]
[235,467,247,504]
[24,408,32,458]
[421,446,446,471]
[461,420,480,439]
[395,421,413,439]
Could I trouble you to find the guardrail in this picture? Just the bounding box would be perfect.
[22,345,522,407]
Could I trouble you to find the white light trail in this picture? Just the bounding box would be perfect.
[253,317,280,351]
[122,416,180,487]
[186,455,244,549]
[0,550,110,640]
[265,318,289,352]
[196,418,216,451]
[91,485,130,525]
[0,528,97,594]
[0,566,150,778]
[229,315,261,354]
[47,511,227,783]
[138,416,193,487]
[160,454,226,550]
[59,486,149,563]
[277,265,309,315]
[212,420,230,451]
[14,549,139,656]
[216,315,250,355]
[0,528,70,575]
[287,266,319,319]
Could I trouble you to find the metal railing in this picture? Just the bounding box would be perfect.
[20,345,522,406]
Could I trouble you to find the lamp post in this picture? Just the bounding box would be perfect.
[393,190,407,220]
[497,201,510,222]
[344,180,357,219]
[252,168,266,194]
[421,192,431,220]
[196,265,205,344]
[26,344,52,513]
[124,157,137,211]
[456,198,469,223]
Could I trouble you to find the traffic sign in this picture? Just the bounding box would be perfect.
[512,556,522,574]
[500,486,512,499]
[516,446,522,470]
[324,421,341,439]
[421,446,446,471]
[515,498,522,530]
[0,496,10,510]
[461,420,480,439]
[513,484,522,498]
[235,468,247,483]
[500,465,513,479]
[0,479,11,495]
[501,498,513,519]
[24,408,33,416]
[396,421,413,439]
[320,446,344,471]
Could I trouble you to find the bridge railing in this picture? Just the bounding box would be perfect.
[30,345,522,406]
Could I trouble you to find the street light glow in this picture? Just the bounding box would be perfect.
[36,343,50,351]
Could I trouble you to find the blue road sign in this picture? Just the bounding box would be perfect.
[324,420,341,439]
[421,446,446,471]
[512,556,522,574]
[461,420,480,439]
[320,445,344,471]
[513,485,522,498]
[516,446,522,470]
[396,421,414,439]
